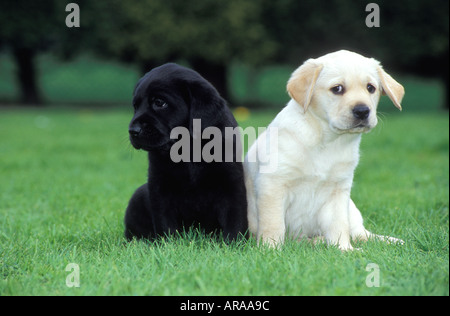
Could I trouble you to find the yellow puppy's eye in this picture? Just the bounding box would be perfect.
[367,83,376,94]
[330,85,345,95]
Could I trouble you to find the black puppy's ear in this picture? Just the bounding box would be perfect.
[188,80,225,134]
[187,80,243,163]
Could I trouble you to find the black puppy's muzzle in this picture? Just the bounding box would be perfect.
[129,125,142,138]
[128,120,171,151]
[128,121,144,149]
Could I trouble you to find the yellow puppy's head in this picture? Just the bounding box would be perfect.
[287,50,404,134]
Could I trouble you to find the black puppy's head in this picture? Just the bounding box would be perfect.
[129,63,228,151]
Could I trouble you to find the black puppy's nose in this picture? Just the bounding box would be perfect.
[352,104,370,120]
[129,125,142,137]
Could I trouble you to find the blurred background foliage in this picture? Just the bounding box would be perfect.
[0,0,448,109]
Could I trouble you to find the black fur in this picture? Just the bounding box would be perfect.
[124,63,248,241]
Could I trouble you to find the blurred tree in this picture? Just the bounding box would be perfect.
[260,0,365,63]
[0,0,91,105]
[0,0,447,107]
[374,0,449,108]
[260,0,449,108]
[90,0,277,101]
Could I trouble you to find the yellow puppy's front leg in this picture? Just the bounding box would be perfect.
[256,187,286,248]
[319,191,354,251]
[349,199,404,245]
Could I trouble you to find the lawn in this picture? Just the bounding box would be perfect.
[0,104,448,296]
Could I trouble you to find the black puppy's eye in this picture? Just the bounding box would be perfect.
[367,83,376,94]
[330,85,345,95]
[151,98,168,110]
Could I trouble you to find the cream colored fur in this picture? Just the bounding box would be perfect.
[245,50,405,251]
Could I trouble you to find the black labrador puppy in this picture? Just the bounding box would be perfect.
[124,63,248,241]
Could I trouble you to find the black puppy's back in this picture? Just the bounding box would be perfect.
[124,63,248,241]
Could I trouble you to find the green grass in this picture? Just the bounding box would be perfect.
[0,105,448,296]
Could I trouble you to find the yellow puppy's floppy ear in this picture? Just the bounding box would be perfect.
[287,60,323,112]
[377,66,405,111]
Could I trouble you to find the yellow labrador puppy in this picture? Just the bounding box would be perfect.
[245,50,405,250]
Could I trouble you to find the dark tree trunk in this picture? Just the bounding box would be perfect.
[140,60,159,75]
[190,58,230,103]
[442,57,449,110]
[12,46,42,105]
[435,50,449,109]
[414,51,449,110]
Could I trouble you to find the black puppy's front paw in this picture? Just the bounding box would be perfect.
[124,184,154,241]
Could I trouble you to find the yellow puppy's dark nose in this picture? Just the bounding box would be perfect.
[352,104,370,120]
